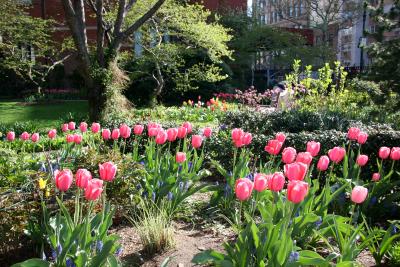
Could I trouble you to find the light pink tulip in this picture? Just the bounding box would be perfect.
[133,124,144,135]
[20,132,30,141]
[275,132,286,143]
[102,129,111,140]
[357,132,368,144]
[54,169,73,192]
[111,129,120,140]
[306,141,321,157]
[66,134,74,143]
[68,121,76,130]
[119,123,131,139]
[378,147,391,159]
[61,123,69,132]
[99,161,117,182]
[148,127,160,137]
[287,180,309,203]
[264,139,283,155]
[233,138,244,148]
[167,128,178,142]
[48,129,57,139]
[155,129,167,145]
[317,155,330,171]
[203,127,212,138]
[235,178,253,201]
[79,122,88,133]
[282,147,297,164]
[177,126,187,139]
[328,147,346,163]
[7,131,15,141]
[296,152,313,165]
[75,169,92,189]
[74,134,82,144]
[231,128,244,141]
[241,132,252,146]
[176,152,186,163]
[390,147,400,160]
[254,173,268,192]
[284,162,308,181]
[31,133,39,143]
[182,121,192,134]
[85,179,103,201]
[91,122,101,133]
[191,135,203,149]
[268,172,285,192]
[372,173,380,182]
[351,186,368,204]
[356,155,368,167]
[347,127,360,140]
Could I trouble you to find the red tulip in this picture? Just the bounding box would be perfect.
[282,147,297,164]
[284,162,308,181]
[176,152,186,163]
[182,121,193,134]
[235,178,253,201]
[275,132,286,143]
[99,161,117,182]
[102,129,111,140]
[264,139,283,155]
[231,128,244,141]
[54,169,73,192]
[155,129,167,145]
[6,131,15,141]
[296,152,313,165]
[254,173,268,192]
[119,123,131,139]
[241,132,252,146]
[48,129,57,139]
[378,147,391,159]
[79,122,88,133]
[317,155,330,171]
[328,147,346,163]
[203,127,212,138]
[91,122,101,133]
[66,134,74,143]
[191,135,203,149]
[68,121,76,130]
[167,128,178,142]
[177,126,187,139]
[84,178,103,201]
[390,147,400,160]
[372,173,380,182]
[74,134,82,144]
[111,129,120,140]
[267,172,285,192]
[31,133,40,143]
[133,124,144,135]
[20,132,30,141]
[75,169,92,189]
[351,186,368,204]
[356,155,368,167]
[61,123,69,132]
[287,180,309,203]
[357,132,368,144]
[347,127,360,140]
[306,141,321,157]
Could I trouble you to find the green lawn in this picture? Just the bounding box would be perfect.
[0,100,88,128]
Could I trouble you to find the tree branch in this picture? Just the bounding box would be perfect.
[114,0,127,36]
[96,0,105,66]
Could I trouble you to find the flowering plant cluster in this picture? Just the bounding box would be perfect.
[183,96,229,112]
[214,87,273,107]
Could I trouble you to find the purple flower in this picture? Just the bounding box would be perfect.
[167,192,173,201]
[96,240,103,252]
[288,251,299,262]
[115,247,123,256]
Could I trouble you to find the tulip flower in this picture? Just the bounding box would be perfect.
[203,127,212,138]
[347,127,360,140]
[99,128,110,140]
[48,129,57,139]
[241,132,252,146]
[284,162,308,181]
[287,180,309,203]
[61,123,69,132]
[68,121,76,130]
[306,141,321,157]
[66,134,74,143]
[20,132,30,141]
[317,155,330,171]
[328,147,346,163]
[234,138,244,148]
[390,147,400,160]
[296,152,313,165]
[79,122,88,133]
[282,147,297,164]
[191,135,203,149]
[177,126,187,139]
[155,129,167,145]
[74,134,82,144]
[357,132,368,144]
[85,179,104,201]
[235,178,253,201]
[119,123,131,139]
[54,169,73,192]
[254,173,268,192]
[372,173,380,182]
[275,132,286,143]
[182,121,193,134]
[351,186,368,204]
[264,139,283,155]
[75,169,92,189]
[133,124,144,135]
[231,128,244,141]
[31,133,40,143]
[111,129,120,140]
[356,155,368,167]
[176,152,186,163]
[378,147,391,159]
[7,131,15,141]
[91,122,101,133]
[268,172,285,192]
[167,128,178,142]
[99,162,117,182]
[148,126,160,137]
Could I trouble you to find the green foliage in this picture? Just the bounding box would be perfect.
[389,242,400,266]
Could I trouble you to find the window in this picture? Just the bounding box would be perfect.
[299,1,303,15]
[293,4,297,17]
[289,6,293,17]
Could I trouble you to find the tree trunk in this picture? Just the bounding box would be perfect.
[87,80,107,122]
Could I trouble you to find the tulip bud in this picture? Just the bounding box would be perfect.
[155,129,167,145]
[66,134,74,143]
[235,178,253,201]
[306,141,321,157]
[102,129,111,140]
[254,173,268,192]
[48,129,57,139]
[20,131,30,141]
[317,155,330,171]
[176,152,186,163]
[54,169,73,192]
[351,186,368,204]
[284,162,308,181]
[85,179,103,201]
[7,131,15,141]
[282,147,297,164]
[31,133,40,143]
[241,132,252,146]
[73,134,82,144]
[99,162,117,182]
[133,124,144,135]
[111,129,120,140]
[119,123,131,139]
[231,128,244,141]
[91,122,101,133]
[75,169,92,189]
[68,121,76,130]
[356,155,368,167]
[357,132,368,144]
[182,121,193,134]
[191,135,203,149]
[61,123,69,132]
[203,127,212,138]
[79,122,88,133]
[347,127,360,140]
[296,152,313,165]
[268,172,285,192]
[287,180,309,203]
[390,147,400,160]
[264,139,283,155]
[372,173,380,182]
[167,128,178,142]
[275,132,286,143]
[177,126,187,139]
[328,147,346,163]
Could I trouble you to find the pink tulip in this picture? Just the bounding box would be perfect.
[233,138,244,148]
[347,127,360,140]
[167,128,178,142]
[267,172,285,192]
[176,152,186,163]
[296,152,313,165]
[356,155,368,167]
[75,169,92,189]
[192,135,203,149]
[99,161,117,182]
[102,129,111,140]
[84,178,103,201]
[351,186,368,204]
[182,121,193,134]
[155,129,167,145]
[235,178,253,201]
[66,134,74,143]
[357,132,368,144]
[61,123,69,132]
[74,134,82,144]
[119,123,131,139]
[7,131,15,141]
[203,127,212,138]
[91,122,101,133]
[68,121,76,130]
[328,147,346,163]
[254,173,268,192]
[79,122,88,133]
[31,133,39,143]
[306,141,321,157]
[264,139,283,155]
[241,132,252,146]
[317,155,330,171]
[20,132,30,141]
[177,126,187,139]
[111,129,120,140]
[282,147,297,164]
[287,180,309,203]
[148,127,160,137]
[390,147,400,160]
[133,124,144,135]
[48,129,57,139]
[378,147,391,159]
[372,173,380,182]
[231,128,244,141]
[54,169,73,192]
[284,162,308,181]
[275,132,286,143]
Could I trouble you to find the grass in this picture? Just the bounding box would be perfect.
[0,100,88,128]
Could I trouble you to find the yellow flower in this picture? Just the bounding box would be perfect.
[38,178,47,190]
[45,189,50,197]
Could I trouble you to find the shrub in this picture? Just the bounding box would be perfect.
[390,242,400,267]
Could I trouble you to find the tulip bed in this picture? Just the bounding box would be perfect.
[1,118,400,266]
